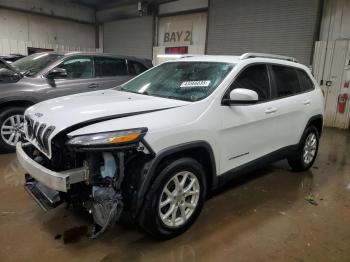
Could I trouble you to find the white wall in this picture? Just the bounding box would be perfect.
[320,0,350,41]
[0,8,96,55]
[153,12,207,65]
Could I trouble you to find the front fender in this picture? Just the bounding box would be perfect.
[125,141,217,218]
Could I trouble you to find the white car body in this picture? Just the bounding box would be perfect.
[24,55,324,176]
[17,53,324,238]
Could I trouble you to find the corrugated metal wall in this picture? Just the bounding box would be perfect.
[103,17,153,59]
[206,0,321,65]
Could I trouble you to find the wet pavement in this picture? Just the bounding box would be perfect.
[0,128,349,262]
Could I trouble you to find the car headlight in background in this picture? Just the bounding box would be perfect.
[67,128,147,147]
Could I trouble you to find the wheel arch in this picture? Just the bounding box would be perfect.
[130,141,218,218]
[305,114,323,137]
[0,98,37,112]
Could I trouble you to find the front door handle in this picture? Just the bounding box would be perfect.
[303,99,311,105]
[265,107,277,114]
[88,83,99,88]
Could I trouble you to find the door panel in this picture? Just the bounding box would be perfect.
[219,103,283,174]
[269,65,307,147]
[45,78,99,99]
[44,56,98,99]
[218,64,278,174]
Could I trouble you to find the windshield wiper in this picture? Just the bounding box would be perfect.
[118,87,150,96]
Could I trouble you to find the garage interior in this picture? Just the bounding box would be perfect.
[0,0,349,261]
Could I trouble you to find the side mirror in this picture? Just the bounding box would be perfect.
[223,88,258,105]
[47,68,67,79]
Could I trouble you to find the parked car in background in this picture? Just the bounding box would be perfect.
[0,54,26,63]
[0,52,152,152]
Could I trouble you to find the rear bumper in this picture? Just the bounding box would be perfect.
[16,142,87,192]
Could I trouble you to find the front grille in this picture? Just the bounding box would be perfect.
[25,116,55,154]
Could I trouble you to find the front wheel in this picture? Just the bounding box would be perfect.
[138,158,207,239]
[0,107,26,153]
[288,126,320,171]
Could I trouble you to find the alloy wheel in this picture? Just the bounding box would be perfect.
[1,114,24,146]
[158,171,200,228]
[303,133,317,165]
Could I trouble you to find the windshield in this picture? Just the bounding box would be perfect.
[117,62,234,102]
[12,53,63,76]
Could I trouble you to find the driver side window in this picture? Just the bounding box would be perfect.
[59,56,93,79]
[230,64,271,102]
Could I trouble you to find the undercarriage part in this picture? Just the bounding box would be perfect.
[24,174,62,211]
[90,151,126,239]
[90,187,123,239]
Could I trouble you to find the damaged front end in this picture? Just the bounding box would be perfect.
[18,127,153,238]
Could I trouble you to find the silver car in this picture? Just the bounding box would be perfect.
[0,52,152,152]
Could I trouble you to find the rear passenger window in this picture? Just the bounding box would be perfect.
[297,69,314,92]
[128,61,147,75]
[272,65,301,97]
[231,64,271,102]
[95,57,127,77]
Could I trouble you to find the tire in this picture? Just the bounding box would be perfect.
[0,107,26,153]
[138,157,207,239]
[288,126,320,172]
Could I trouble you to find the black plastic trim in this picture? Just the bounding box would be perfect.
[304,114,324,137]
[133,141,217,217]
[218,145,299,187]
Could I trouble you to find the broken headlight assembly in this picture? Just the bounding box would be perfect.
[66,128,147,148]
[64,128,148,238]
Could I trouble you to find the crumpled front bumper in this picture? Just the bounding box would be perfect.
[16,142,87,192]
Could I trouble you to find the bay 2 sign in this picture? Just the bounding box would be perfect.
[162,20,193,46]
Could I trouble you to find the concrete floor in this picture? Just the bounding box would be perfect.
[0,128,349,262]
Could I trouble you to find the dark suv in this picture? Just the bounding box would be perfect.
[0,52,152,152]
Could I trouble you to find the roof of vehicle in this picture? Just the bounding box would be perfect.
[36,51,151,61]
[178,55,241,64]
[174,54,308,69]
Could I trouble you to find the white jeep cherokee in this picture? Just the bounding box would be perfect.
[17,53,324,238]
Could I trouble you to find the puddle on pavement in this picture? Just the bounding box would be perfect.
[62,225,89,244]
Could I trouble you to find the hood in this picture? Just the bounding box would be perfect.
[26,89,190,135]
[25,89,190,158]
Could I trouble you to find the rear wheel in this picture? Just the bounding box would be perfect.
[138,158,206,239]
[0,107,26,153]
[288,126,319,171]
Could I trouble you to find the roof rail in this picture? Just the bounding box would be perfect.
[240,53,298,62]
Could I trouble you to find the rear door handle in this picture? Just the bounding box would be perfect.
[303,99,311,105]
[265,107,277,114]
[88,83,99,88]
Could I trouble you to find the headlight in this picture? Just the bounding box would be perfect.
[67,128,147,147]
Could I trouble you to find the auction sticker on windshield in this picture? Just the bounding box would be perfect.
[180,80,211,88]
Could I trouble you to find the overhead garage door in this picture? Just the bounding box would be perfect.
[207,0,321,65]
[104,17,153,59]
